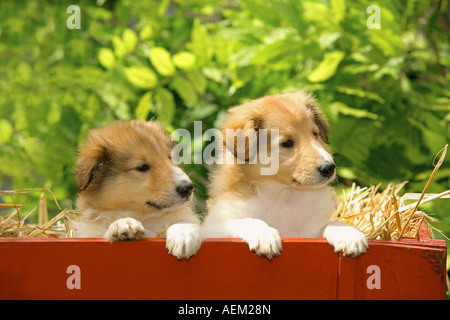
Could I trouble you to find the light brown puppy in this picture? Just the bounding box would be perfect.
[73,120,201,260]
[202,90,368,258]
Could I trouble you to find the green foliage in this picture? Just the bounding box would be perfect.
[0,0,449,234]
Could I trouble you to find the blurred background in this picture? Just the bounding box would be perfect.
[0,0,449,245]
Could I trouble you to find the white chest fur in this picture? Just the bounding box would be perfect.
[205,182,337,238]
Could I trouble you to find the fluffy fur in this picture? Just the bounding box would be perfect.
[72,120,201,260]
[202,90,368,258]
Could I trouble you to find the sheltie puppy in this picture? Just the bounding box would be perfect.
[73,120,202,260]
[201,90,368,259]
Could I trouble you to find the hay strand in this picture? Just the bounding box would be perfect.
[38,192,48,227]
[400,144,447,237]
[0,204,23,209]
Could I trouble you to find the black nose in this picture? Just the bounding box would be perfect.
[176,182,193,198]
[318,163,336,178]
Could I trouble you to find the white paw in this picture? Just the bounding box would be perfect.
[323,221,368,257]
[166,223,202,260]
[240,220,282,259]
[104,218,145,241]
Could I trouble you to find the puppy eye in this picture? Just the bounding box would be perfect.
[281,139,294,148]
[313,131,319,138]
[136,164,150,172]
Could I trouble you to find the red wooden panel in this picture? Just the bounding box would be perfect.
[0,238,339,300]
[357,239,446,299]
[0,237,446,300]
[338,238,447,300]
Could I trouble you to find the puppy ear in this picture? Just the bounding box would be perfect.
[314,111,329,144]
[76,145,110,192]
[307,101,329,144]
[222,114,263,162]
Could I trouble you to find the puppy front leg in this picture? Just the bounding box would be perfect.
[166,221,202,260]
[227,218,282,259]
[322,221,368,257]
[104,217,145,241]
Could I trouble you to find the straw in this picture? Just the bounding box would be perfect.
[0,188,77,238]
[334,145,449,241]
[38,192,48,227]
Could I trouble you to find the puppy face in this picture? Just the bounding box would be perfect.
[223,90,335,188]
[76,120,193,214]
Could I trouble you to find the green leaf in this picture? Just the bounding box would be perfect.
[149,47,175,76]
[189,102,218,121]
[86,6,113,20]
[341,64,379,74]
[335,86,385,104]
[122,28,138,53]
[98,47,116,69]
[337,168,356,180]
[303,1,335,29]
[157,0,171,17]
[154,87,175,125]
[173,51,196,70]
[373,56,404,80]
[409,115,448,155]
[171,77,198,107]
[188,19,213,66]
[330,102,380,120]
[231,45,262,67]
[242,0,281,26]
[140,25,154,40]
[307,51,345,82]
[251,39,299,65]
[47,103,61,124]
[124,66,157,89]
[112,35,127,58]
[135,91,153,120]
[330,117,376,165]
[88,21,111,44]
[186,71,207,95]
[0,119,13,145]
[202,67,223,82]
[318,33,341,49]
[16,61,32,82]
[330,0,346,24]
